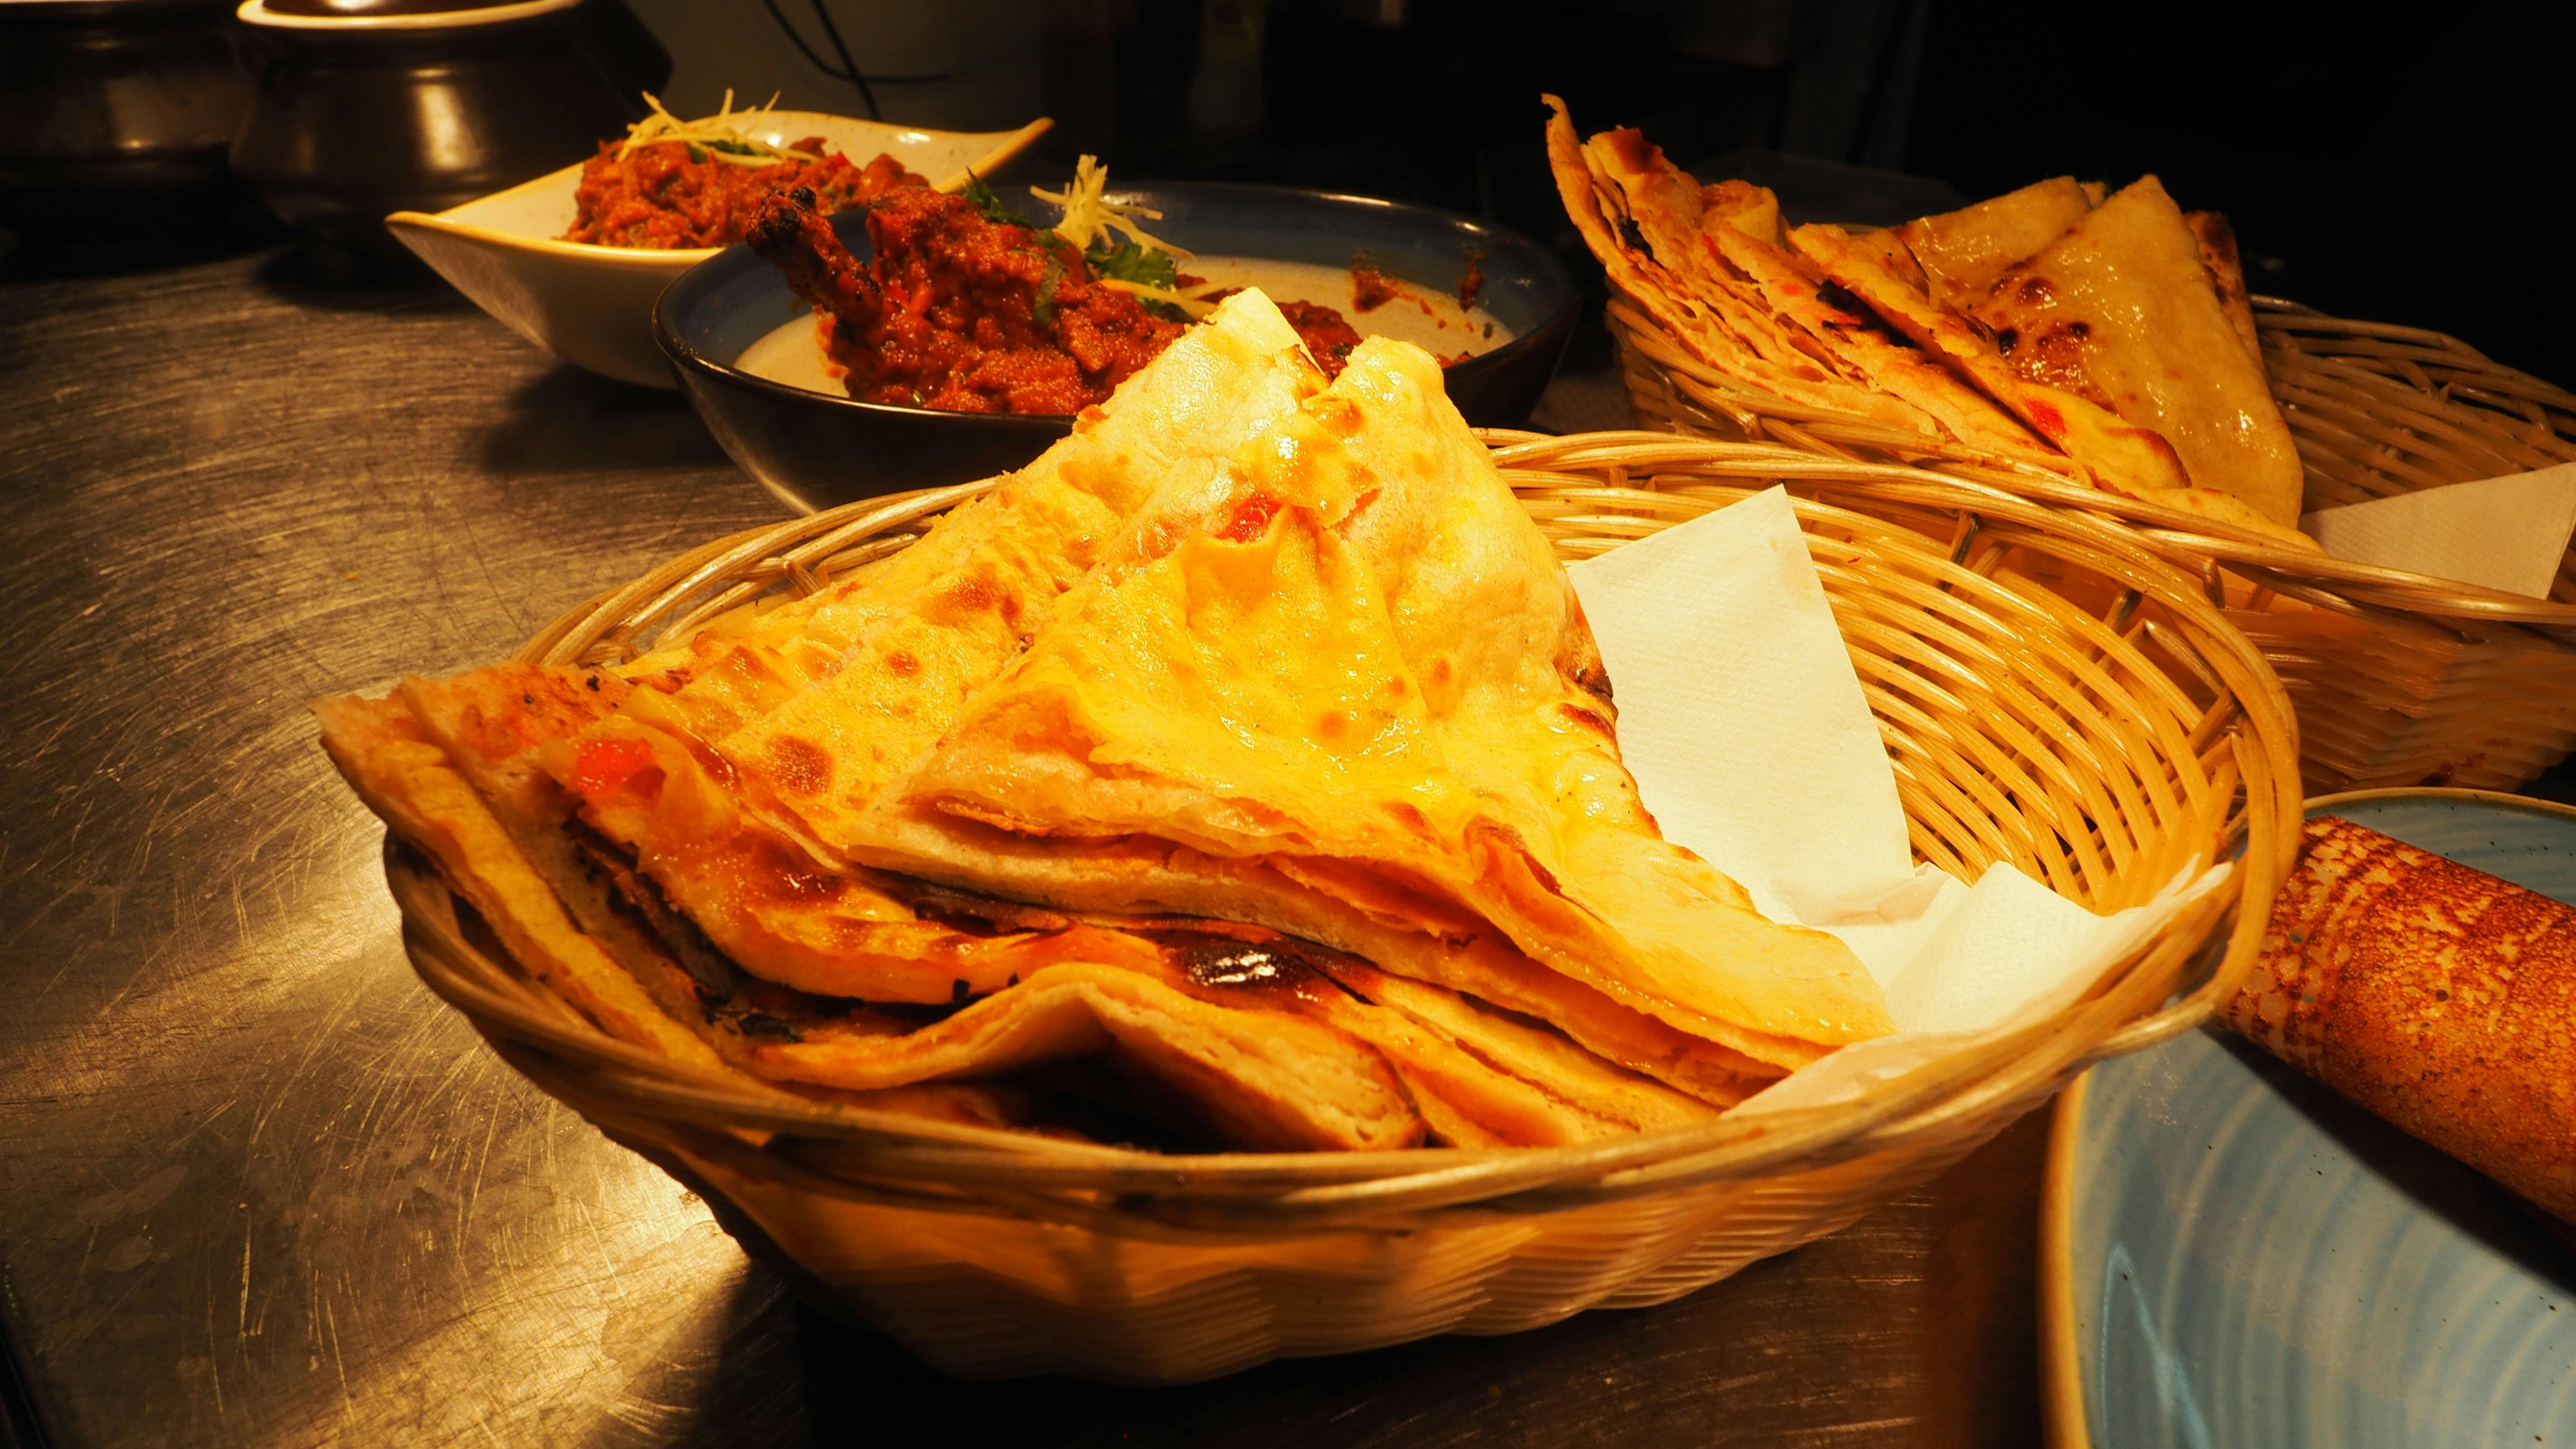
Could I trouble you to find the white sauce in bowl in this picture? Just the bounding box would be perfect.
[735,261,1513,398]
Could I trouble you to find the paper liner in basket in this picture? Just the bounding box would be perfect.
[1568,488,2227,1115]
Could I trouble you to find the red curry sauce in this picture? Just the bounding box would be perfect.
[750,187,1417,415]
[565,139,921,249]
[754,186,1185,415]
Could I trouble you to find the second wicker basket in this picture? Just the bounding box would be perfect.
[1613,294,2576,795]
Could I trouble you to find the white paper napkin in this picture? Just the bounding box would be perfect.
[1564,488,1914,925]
[1568,488,2230,1111]
[2302,463,2576,600]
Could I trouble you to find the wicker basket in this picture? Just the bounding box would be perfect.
[1612,295,2576,795]
[389,441,2300,1382]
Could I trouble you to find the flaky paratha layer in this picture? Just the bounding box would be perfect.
[858,337,1892,1060]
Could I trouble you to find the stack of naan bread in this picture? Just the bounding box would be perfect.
[320,290,1895,1153]
[1545,96,2309,548]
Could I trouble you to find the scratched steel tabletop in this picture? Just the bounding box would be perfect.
[0,243,2048,1448]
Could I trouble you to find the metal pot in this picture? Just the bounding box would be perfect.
[228,0,666,262]
[0,0,254,246]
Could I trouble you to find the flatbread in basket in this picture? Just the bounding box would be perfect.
[324,290,1900,1160]
[320,288,2299,1380]
[1547,95,2576,797]
[1542,94,2310,550]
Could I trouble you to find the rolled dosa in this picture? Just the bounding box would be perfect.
[2225,815,2576,1221]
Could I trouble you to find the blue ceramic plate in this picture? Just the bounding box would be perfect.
[2045,788,2576,1448]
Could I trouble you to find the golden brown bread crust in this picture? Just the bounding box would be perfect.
[1966,178,2304,528]
[2183,210,2264,368]
[858,336,1891,1060]
[745,958,1426,1152]
[2226,815,2576,1220]
[1537,95,1943,438]
[1895,175,2092,312]
[312,694,724,1067]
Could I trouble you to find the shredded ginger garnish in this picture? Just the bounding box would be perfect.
[1031,155,1191,259]
[617,89,822,167]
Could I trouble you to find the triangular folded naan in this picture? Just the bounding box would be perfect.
[623,286,1327,746]
[1701,220,2048,459]
[1787,222,2310,547]
[1970,177,2303,526]
[1897,176,2093,312]
[1787,221,2195,495]
[391,291,1330,1010]
[714,290,1325,853]
[851,338,1892,1060]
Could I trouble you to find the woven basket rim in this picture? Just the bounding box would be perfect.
[390,440,2299,1231]
[1607,292,2576,636]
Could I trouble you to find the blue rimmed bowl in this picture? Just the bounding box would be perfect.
[654,182,1580,514]
[2044,787,2576,1449]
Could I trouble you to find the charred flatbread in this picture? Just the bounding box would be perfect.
[1787,221,2196,495]
[1787,221,2310,545]
[1969,177,2303,527]
[1570,119,2043,460]
[1700,221,2047,458]
[2184,209,2264,366]
[1897,176,2093,312]
[1540,95,1941,436]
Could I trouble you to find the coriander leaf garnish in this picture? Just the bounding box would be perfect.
[963,171,1038,230]
[1086,241,1190,320]
[1086,239,1178,290]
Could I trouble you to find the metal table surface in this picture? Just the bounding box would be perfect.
[0,245,2050,1448]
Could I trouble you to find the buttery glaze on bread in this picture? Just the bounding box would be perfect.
[314,287,1866,1153]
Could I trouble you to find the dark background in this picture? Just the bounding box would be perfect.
[9,0,2570,388]
[1034,0,2576,390]
[1904,5,2576,394]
